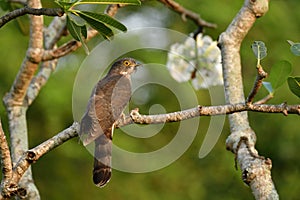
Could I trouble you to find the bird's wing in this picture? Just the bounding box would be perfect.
[106,74,132,123]
[79,74,132,145]
[79,85,99,144]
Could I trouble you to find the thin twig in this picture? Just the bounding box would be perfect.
[158,0,217,28]
[0,7,64,28]
[246,65,268,104]
[116,103,300,127]
[41,29,98,61]
[254,94,274,105]
[42,40,81,61]
[27,122,79,162]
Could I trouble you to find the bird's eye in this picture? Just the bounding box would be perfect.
[123,60,130,66]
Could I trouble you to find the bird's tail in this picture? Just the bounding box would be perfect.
[93,135,112,187]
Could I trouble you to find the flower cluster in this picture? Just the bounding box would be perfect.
[167,33,223,89]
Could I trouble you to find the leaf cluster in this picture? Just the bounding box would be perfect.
[55,0,141,53]
[251,41,300,99]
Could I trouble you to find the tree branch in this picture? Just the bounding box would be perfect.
[0,121,12,181]
[10,123,79,186]
[157,0,217,28]
[218,0,279,199]
[3,3,45,106]
[2,0,44,198]
[117,103,300,126]
[1,100,298,198]
[41,39,86,61]
[0,120,13,198]
[0,123,79,198]
[254,94,273,105]
[26,16,67,106]
[12,102,300,166]
[6,102,300,180]
[0,7,64,28]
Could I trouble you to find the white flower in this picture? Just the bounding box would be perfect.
[167,42,195,82]
[167,33,223,89]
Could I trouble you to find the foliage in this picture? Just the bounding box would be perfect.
[287,77,300,98]
[55,0,141,53]
[251,40,267,61]
[286,40,300,99]
[287,40,300,56]
[251,41,294,97]
[262,60,292,94]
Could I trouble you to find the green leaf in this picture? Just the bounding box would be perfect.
[287,77,300,98]
[251,41,267,60]
[68,12,86,26]
[288,40,300,56]
[76,11,114,39]
[0,0,10,11]
[67,15,81,41]
[262,82,273,94]
[290,43,300,56]
[14,15,30,35]
[268,60,292,90]
[66,15,89,54]
[77,11,127,32]
[77,0,141,5]
[81,25,87,39]
[55,0,77,10]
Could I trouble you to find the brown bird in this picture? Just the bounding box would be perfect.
[79,58,140,187]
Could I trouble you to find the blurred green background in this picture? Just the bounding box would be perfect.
[0,0,300,199]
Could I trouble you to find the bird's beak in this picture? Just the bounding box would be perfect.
[132,61,141,73]
[135,61,142,67]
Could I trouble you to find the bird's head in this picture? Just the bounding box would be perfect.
[108,58,141,75]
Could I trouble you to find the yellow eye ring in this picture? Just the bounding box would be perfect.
[123,60,131,66]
